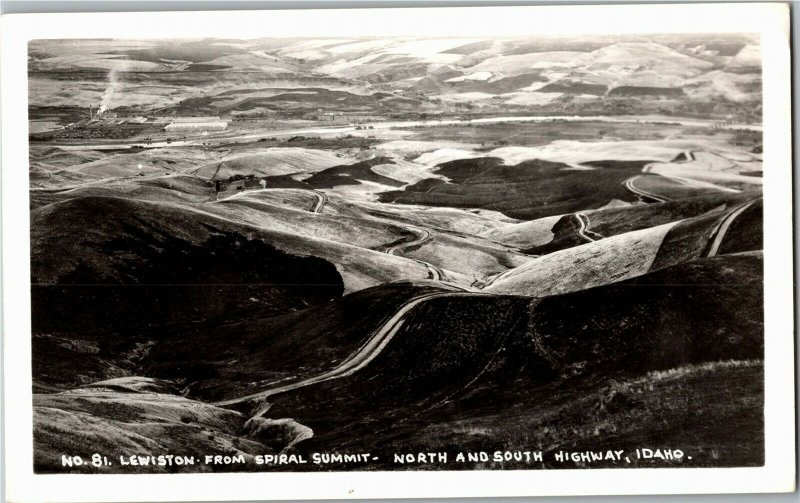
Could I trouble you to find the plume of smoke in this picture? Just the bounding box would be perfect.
[98,68,121,114]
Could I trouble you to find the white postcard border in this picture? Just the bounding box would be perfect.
[2,3,794,502]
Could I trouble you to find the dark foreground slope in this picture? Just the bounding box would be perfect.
[33,251,763,472]
[31,196,344,387]
[252,251,764,469]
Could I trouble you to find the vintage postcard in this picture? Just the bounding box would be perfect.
[1,3,795,502]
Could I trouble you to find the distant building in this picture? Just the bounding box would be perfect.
[164,117,228,131]
[170,116,224,123]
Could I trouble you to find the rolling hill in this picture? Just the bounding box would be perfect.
[29,34,761,121]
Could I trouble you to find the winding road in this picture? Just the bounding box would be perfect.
[623,175,672,203]
[574,212,604,242]
[214,291,483,410]
[706,199,760,257]
[310,190,328,213]
[219,187,328,213]
[384,225,445,281]
[625,152,689,203]
[386,226,432,256]
[225,186,446,280]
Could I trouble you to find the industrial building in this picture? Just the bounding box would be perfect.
[164,117,228,131]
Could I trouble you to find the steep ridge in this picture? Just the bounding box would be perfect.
[249,252,763,469]
[517,192,753,255]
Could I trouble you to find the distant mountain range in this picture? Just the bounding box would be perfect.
[28,35,761,121]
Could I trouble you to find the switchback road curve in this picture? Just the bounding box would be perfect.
[214,291,485,412]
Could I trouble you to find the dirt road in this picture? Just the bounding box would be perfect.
[384,225,445,280]
[310,190,328,213]
[386,226,432,256]
[213,291,483,411]
[574,212,603,242]
[218,187,328,213]
[706,199,760,257]
[623,175,671,203]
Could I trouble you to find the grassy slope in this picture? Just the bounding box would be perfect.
[33,378,275,474]
[33,252,764,471]
[257,253,763,469]
[524,192,754,255]
[30,175,212,210]
[148,284,446,401]
[651,195,762,270]
[587,192,752,236]
[487,222,678,297]
[379,158,649,220]
[718,199,763,255]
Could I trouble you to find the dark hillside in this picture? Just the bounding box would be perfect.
[31,196,344,387]
[257,253,763,468]
[379,158,653,219]
[717,199,763,255]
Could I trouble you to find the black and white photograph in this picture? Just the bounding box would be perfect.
[1,3,795,501]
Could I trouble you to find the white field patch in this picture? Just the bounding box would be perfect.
[433,92,497,103]
[414,148,483,167]
[316,54,391,78]
[469,51,587,76]
[373,140,481,158]
[371,159,446,185]
[445,71,494,82]
[385,38,480,61]
[211,90,319,108]
[503,92,563,106]
[28,77,185,108]
[275,39,348,60]
[358,202,519,236]
[325,39,399,55]
[403,234,531,279]
[583,42,714,82]
[481,214,563,249]
[644,149,762,187]
[34,54,166,72]
[463,42,715,88]
[486,221,679,297]
[221,188,321,212]
[729,44,761,68]
[209,197,402,252]
[194,148,345,179]
[194,54,298,73]
[323,179,399,201]
[354,201,519,236]
[647,163,762,188]
[170,199,431,293]
[474,139,757,167]
[51,147,222,180]
[594,199,633,211]
[685,69,761,103]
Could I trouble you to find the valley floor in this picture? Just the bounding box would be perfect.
[29,116,765,473]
